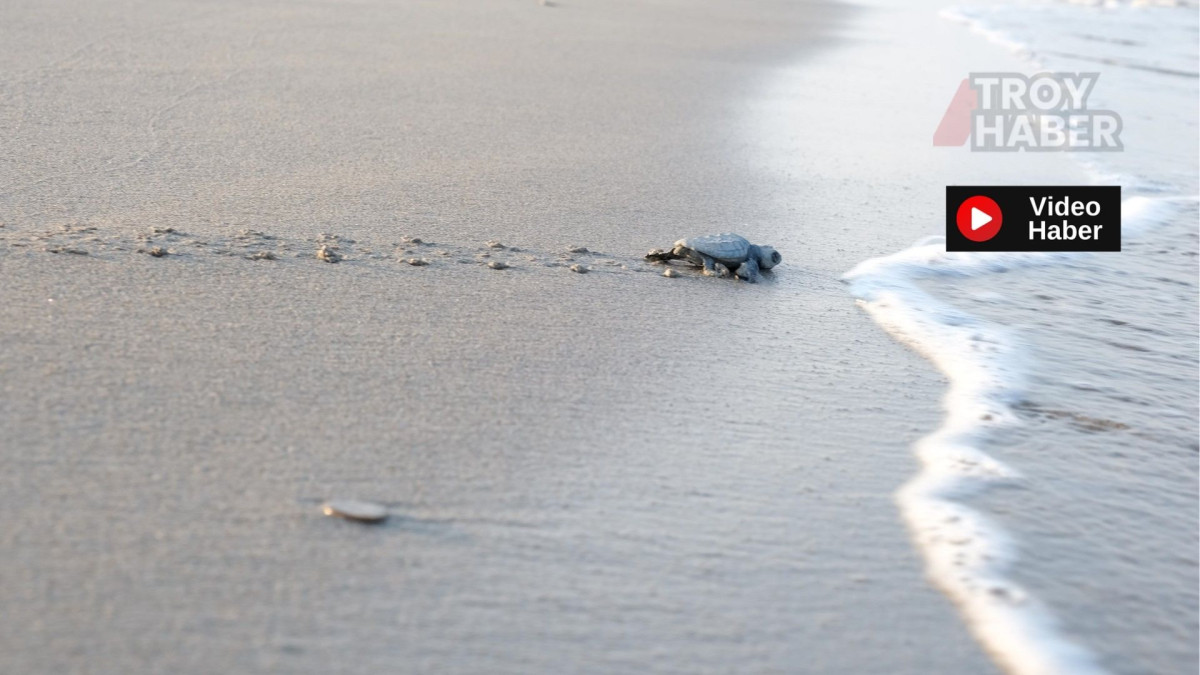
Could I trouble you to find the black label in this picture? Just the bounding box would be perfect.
[946,186,1121,252]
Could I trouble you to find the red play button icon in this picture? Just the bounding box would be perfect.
[956,195,1003,242]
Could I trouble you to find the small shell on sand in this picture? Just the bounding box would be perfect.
[402,236,424,245]
[485,241,506,249]
[487,260,509,270]
[568,246,589,254]
[316,245,341,263]
[405,258,429,266]
[141,246,168,257]
[247,251,277,261]
[569,264,588,274]
[323,500,388,524]
[662,268,678,278]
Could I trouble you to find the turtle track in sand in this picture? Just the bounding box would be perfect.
[0,221,685,279]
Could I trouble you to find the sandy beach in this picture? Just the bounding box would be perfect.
[2,0,1196,673]
[0,0,998,672]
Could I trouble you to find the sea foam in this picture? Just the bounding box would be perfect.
[842,187,1190,674]
[843,241,1106,675]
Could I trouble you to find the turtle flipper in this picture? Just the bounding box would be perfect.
[735,257,761,283]
[700,255,731,278]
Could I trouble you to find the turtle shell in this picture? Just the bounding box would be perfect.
[677,233,751,265]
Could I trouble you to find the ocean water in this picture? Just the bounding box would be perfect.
[844,1,1198,673]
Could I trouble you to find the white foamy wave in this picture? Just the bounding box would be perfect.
[843,244,1108,675]
[1121,194,1200,235]
[943,2,1200,77]
[846,1,1197,672]
[938,7,1031,56]
[846,192,1191,671]
[841,188,1178,670]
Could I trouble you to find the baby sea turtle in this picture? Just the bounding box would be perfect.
[645,233,781,282]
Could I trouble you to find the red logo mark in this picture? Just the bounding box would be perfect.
[933,79,977,147]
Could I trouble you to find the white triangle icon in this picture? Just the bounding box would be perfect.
[971,207,992,231]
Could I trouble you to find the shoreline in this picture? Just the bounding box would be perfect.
[5,0,1192,672]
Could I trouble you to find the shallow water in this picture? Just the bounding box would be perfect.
[938,3,1199,671]
[841,0,1199,672]
[938,199,1199,674]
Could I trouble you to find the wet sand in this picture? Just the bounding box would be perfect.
[0,1,997,672]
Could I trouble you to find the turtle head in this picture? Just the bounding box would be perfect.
[755,245,782,270]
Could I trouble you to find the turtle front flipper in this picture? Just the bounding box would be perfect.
[700,255,731,278]
[734,257,761,283]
